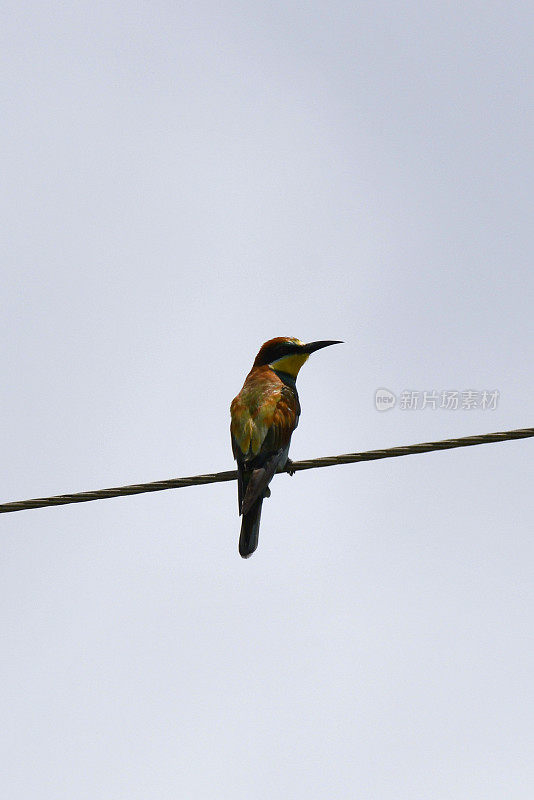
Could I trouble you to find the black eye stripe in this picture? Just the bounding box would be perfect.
[255,341,302,366]
[269,343,301,361]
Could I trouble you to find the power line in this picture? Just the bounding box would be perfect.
[1,427,532,515]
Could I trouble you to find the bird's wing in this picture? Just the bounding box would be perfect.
[230,375,283,459]
[259,383,300,454]
[231,382,299,457]
[238,385,300,515]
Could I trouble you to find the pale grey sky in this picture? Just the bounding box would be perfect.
[2,2,533,798]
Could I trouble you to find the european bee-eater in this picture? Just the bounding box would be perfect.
[230,337,342,558]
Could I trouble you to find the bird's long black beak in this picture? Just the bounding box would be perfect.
[301,340,343,354]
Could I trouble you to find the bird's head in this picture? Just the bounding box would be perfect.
[253,337,342,378]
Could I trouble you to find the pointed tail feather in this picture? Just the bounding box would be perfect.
[239,497,263,558]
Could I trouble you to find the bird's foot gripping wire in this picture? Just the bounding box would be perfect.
[285,459,296,477]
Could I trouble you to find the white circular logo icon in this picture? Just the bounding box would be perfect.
[375,388,396,411]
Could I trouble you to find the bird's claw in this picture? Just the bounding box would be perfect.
[263,487,271,498]
[286,459,296,477]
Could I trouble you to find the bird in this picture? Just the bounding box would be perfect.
[230,337,342,558]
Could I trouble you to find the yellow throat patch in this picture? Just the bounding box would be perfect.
[269,352,309,377]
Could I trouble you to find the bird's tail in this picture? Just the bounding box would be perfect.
[239,497,263,558]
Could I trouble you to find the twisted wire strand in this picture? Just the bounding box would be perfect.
[1,427,532,514]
